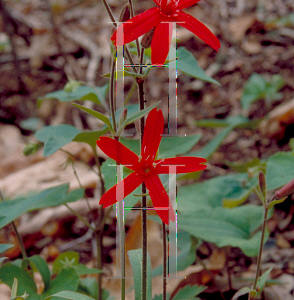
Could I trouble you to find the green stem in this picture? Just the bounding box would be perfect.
[0,190,27,259]
[64,204,96,231]
[162,222,167,300]
[59,148,98,175]
[110,57,117,132]
[252,206,269,292]
[71,161,92,216]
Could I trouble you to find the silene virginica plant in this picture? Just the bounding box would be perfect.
[0,0,293,300]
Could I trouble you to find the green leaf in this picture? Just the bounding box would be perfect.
[78,278,114,300]
[45,291,95,300]
[35,125,81,157]
[27,255,51,291]
[266,13,294,28]
[0,243,14,254]
[127,249,152,300]
[0,185,83,229]
[53,252,79,275]
[72,104,113,132]
[123,101,160,127]
[178,173,257,210]
[43,268,79,299]
[73,264,102,276]
[224,158,262,173]
[73,128,109,149]
[241,73,285,110]
[256,266,273,297]
[0,264,37,296]
[169,46,220,85]
[119,134,202,158]
[152,234,199,277]
[178,205,271,257]
[268,197,287,209]
[266,152,294,191]
[40,84,108,106]
[232,287,255,300]
[172,285,206,300]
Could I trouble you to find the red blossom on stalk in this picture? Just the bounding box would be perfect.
[111,0,220,65]
[96,108,207,224]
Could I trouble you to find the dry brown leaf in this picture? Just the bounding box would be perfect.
[228,14,256,42]
[259,98,294,139]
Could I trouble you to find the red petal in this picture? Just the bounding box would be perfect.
[176,11,220,51]
[151,22,173,65]
[177,0,201,11]
[155,157,207,173]
[111,7,161,45]
[142,108,164,163]
[99,172,144,207]
[97,137,139,169]
[145,174,175,225]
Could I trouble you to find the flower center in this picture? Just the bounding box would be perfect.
[144,167,151,174]
[160,0,178,15]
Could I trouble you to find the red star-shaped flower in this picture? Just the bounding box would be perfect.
[111,0,220,65]
[96,108,207,224]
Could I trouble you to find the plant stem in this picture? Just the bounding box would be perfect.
[137,47,147,300]
[0,190,27,259]
[110,57,117,132]
[64,204,96,231]
[252,206,268,292]
[127,0,140,58]
[162,222,167,300]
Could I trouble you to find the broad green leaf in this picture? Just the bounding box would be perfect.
[35,125,81,156]
[27,255,51,291]
[40,84,108,105]
[127,249,152,300]
[20,117,43,132]
[42,268,79,299]
[45,291,95,300]
[73,264,102,276]
[0,184,83,229]
[72,104,113,132]
[172,285,206,300]
[0,264,37,296]
[78,278,115,300]
[266,152,294,191]
[178,173,257,210]
[123,101,160,127]
[119,134,202,158]
[169,46,220,85]
[53,252,79,275]
[224,158,262,173]
[73,128,109,149]
[256,266,273,297]
[178,205,271,257]
[152,233,199,277]
[0,243,14,254]
[241,73,285,110]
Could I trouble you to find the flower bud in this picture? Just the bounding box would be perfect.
[275,178,294,199]
[258,171,266,200]
[141,27,155,49]
[119,4,130,23]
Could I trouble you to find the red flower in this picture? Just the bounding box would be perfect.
[96,108,207,224]
[111,0,220,65]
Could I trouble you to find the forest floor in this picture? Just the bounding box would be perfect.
[1,0,294,299]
